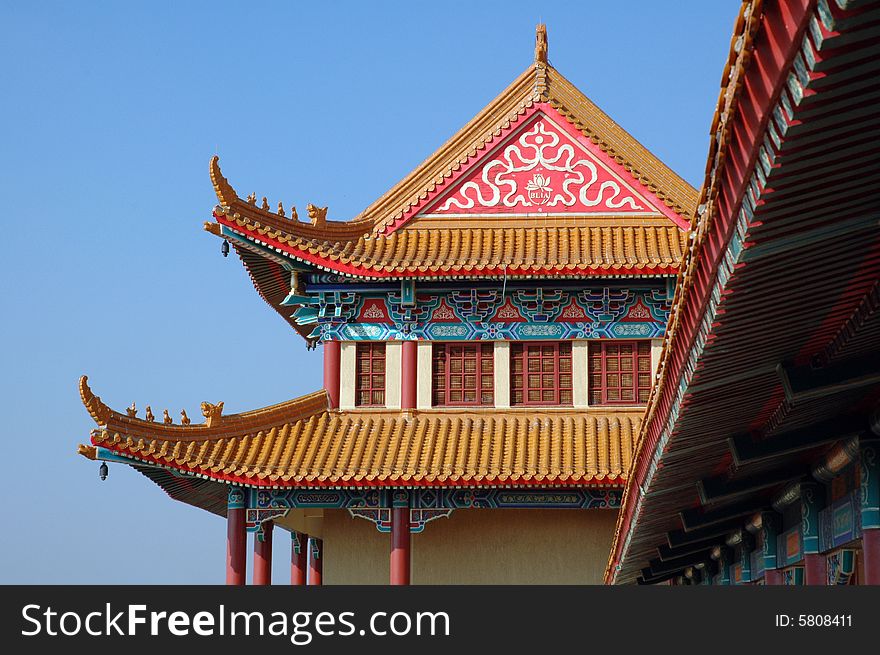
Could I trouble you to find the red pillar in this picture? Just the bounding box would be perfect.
[390,494,411,585]
[226,487,246,586]
[323,340,341,409]
[863,529,880,585]
[764,569,783,586]
[291,532,308,585]
[860,439,880,585]
[308,537,323,586]
[401,340,417,411]
[804,553,826,586]
[253,521,273,586]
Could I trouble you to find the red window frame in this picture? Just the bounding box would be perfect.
[510,342,573,406]
[432,342,494,407]
[355,342,386,407]
[588,340,652,405]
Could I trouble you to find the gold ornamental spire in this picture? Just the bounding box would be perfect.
[535,24,548,64]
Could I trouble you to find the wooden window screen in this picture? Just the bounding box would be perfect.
[355,342,386,407]
[432,342,494,406]
[510,342,573,406]
[588,341,652,405]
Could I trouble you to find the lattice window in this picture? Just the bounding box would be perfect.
[432,342,494,406]
[510,342,572,406]
[355,342,386,407]
[588,341,652,405]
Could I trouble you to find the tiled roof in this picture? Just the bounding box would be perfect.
[205,47,695,280]
[212,204,686,277]
[79,376,638,488]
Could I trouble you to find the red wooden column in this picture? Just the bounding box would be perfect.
[401,340,417,411]
[803,555,826,586]
[864,530,880,585]
[390,491,411,585]
[307,537,323,586]
[291,532,308,585]
[860,438,880,585]
[764,570,784,585]
[324,340,341,409]
[226,486,247,586]
[253,521,274,586]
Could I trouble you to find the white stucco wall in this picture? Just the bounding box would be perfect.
[385,341,402,409]
[339,342,356,410]
[493,341,510,408]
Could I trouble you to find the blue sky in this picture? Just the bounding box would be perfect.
[0,1,736,583]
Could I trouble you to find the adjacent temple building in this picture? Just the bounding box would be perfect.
[78,25,693,584]
[80,4,880,587]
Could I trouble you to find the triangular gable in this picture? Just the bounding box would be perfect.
[385,103,689,231]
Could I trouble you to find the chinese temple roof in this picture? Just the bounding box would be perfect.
[606,0,880,584]
[78,376,637,491]
[206,25,695,288]
[208,204,687,277]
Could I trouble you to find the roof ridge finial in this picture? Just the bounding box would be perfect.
[535,23,548,64]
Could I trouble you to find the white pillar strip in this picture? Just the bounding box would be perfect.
[339,342,356,410]
[651,338,663,380]
[386,341,402,409]
[494,341,510,409]
[573,340,589,409]
[416,341,433,410]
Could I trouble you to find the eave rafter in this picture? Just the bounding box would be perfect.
[606,0,880,584]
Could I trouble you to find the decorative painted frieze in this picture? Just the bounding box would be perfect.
[818,490,862,552]
[348,508,454,534]
[289,284,670,342]
[243,486,622,533]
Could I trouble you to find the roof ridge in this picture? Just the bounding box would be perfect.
[79,375,329,439]
[543,66,699,217]
[209,156,375,242]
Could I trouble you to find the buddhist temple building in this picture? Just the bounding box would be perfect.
[77,0,880,587]
[606,0,880,585]
[78,24,694,584]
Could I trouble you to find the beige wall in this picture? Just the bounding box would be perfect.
[323,509,390,584]
[322,507,617,585]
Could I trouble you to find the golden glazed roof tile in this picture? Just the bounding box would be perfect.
[79,377,639,487]
[212,203,687,277]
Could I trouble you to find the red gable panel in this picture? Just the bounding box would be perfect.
[396,103,688,229]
